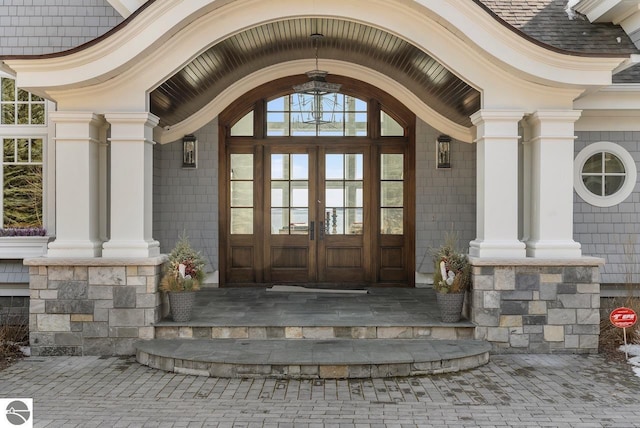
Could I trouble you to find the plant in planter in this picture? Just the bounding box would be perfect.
[432,233,471,322]
[160,234,206,322]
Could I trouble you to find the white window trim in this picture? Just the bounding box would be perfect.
[0,75,53,240]
[574,141,637,207]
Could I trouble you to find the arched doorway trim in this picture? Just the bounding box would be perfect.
[218,75,415,286]
[159,60,473,144]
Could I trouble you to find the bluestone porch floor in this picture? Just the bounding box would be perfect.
[155,286,473,327]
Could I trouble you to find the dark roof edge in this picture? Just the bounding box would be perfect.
[0,0,629,61]
[0,0,157,61]
[472,0,630,58]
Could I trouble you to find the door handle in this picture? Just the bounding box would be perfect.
[319,222,324,240]
[309,221,315,241]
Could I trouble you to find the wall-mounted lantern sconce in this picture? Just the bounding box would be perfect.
[183,135,197,168]
[437,135,451,169]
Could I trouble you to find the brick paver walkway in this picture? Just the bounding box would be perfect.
[1,354,639,427]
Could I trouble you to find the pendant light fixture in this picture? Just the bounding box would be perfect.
[292,33,342,125]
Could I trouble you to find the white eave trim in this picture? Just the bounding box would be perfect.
[1,0,629,92]
[575,0,640,23]
[107,0,147,18]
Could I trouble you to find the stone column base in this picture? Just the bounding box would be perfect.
[470,257,604,354]
[26,256,167,356]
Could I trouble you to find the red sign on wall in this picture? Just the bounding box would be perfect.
[610,307,638,329]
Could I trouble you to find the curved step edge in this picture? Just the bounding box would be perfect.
[135,339,491,379]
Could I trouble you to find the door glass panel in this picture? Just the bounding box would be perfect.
[271,208,290,234]
[291,154,309,179]
[271,182,289,207]
[346,208,363,235]
[381,154,404,235]
[291,181,309,207]
[325,154,344,179]
[381,154,403,180]
[231,208,253,234]
[290,208,309,235]
[345,182,363,207]
[230,154,253,179]
[381,208,403,235]
[271,154,309,235]
[271,154,289,180]
[230,154,253,234]
[345,154,363,180]
[325,208,345,235]
[381,182,403,206]
[325,153,364,235]
[231,182,253,207]
[326,181,345,207]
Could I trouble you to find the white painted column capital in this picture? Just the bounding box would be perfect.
[47,111,105,257]
[102,112,160,258]
[525,109,582,258]
[469,109,526,258]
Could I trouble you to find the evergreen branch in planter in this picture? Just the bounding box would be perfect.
[432,232,471,294]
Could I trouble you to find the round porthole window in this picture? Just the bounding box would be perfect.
[574,142,637,207]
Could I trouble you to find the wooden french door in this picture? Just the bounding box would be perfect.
[224,141,412,286]
[265,145,370,283]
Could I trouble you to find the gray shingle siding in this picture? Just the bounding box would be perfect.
[153,118,219,273]
[0,0,121,56]
[0,260,29,283]
[415,118,477,274]
[574,131,640,284]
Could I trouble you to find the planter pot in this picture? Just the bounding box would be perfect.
[168,291,196,322]
[436,292,465,323]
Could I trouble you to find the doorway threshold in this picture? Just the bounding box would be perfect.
[268,285,369,294]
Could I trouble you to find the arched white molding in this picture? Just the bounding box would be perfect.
[3,0,624,96]
[158,60,473,144]
[107,0,146,18]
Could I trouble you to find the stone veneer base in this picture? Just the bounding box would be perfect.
[25,256,167,356]
[470,257,605,354]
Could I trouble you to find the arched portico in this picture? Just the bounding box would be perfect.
[2,0,619,356]
[2,0,624,262]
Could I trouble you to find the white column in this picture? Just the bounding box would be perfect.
[47,112,103,257]
[520,124,533,243]
[469,110,526,258]
[102,112,160,258]
[525,110,582,258]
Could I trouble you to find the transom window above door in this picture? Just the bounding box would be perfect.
[267,94,367,137]
[229,91,405,138]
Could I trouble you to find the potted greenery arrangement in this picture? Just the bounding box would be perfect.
[432,233,471,322]
[160,234,206,322]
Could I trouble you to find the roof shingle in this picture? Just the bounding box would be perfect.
[479,0,639,55]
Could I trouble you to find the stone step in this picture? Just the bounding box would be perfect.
[135,338,491,379]
[153,324,476,341]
